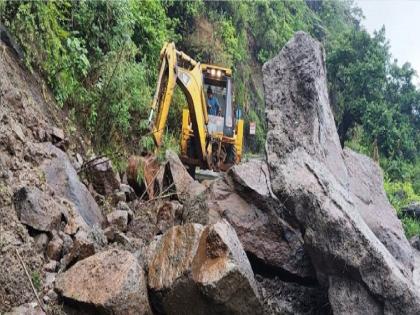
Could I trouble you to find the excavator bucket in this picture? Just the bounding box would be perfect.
[127,154,161,199]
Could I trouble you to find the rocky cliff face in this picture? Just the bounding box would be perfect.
[1,31,419,315]
[263,31,419,314]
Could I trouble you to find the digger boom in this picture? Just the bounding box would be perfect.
[148,42,244,172]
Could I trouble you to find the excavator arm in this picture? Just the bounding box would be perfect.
[148,42,209,164]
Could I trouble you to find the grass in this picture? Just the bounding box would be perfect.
[31,271,42,292]
[384,180,420,239]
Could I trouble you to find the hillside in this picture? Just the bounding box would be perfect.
[1,29,420,314]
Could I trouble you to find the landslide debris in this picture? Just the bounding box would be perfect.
[2,29,419,315]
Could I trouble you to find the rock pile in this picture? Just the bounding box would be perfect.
[2,30,419,315]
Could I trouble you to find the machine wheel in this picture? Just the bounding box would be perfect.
[225,144,236,164]
[187,164,196,179]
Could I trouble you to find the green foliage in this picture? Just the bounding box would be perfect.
[384,180,420,238]
[31,271,42,292]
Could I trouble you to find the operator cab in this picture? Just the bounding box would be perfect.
[202,65,234,137]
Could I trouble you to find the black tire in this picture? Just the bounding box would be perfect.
[187,164,196,179]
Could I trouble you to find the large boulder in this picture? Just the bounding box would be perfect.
[263,31,420,313]
[343,148,413,270]
[208,175,314,279]
[40,143,104,227]
[163,150,206,202]
[13,187,62,232]
[147,220,263,314]
[55,248,151,315]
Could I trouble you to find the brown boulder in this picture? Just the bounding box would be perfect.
[85,157,120,196]
[56,248,151,315]
[148,220,262,314]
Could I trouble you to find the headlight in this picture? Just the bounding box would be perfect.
[216,70,221,77]
[211,69,216,76]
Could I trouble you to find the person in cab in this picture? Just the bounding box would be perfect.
[207,87,220,116]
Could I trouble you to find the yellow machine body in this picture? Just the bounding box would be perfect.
[148,42,244,173]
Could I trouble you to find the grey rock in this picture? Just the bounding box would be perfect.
[33,233,49,253]
[120,183,136,202]
[56,249,152,315]
[208,176,314,279]
[106,210,128,232]
[263,31,420,313]
[163,150,206,202]
[328,277,382,315]
[85,157,120,196]
[43,260,58,273]
[13,187,62,232]
[40,143,104,227]
[344,148,413,270]
[148,220,263,315]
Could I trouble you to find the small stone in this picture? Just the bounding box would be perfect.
[44,260,58,272]
[34,233,49,253]
[107,210,128,232]
[120,184,136,202]
[47,233,63,261]
[113,190,126,203]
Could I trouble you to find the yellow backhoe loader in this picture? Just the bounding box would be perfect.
[149,42,244,174]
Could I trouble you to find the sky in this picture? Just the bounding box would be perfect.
[356,0,420,86]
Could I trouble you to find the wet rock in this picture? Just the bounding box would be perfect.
[328,277,382,314]
[40,143,104,227]
[13,187,62,232]
[106,210,128,232]
[148,220,262,314]
[163,150,206,202]
[209,172,313,279]
[344,148,413,270]
[85,157,120,196]
[56,248,152,315]
[46,232,63,261]
[263,31,420,313]
[402,202,420,219]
